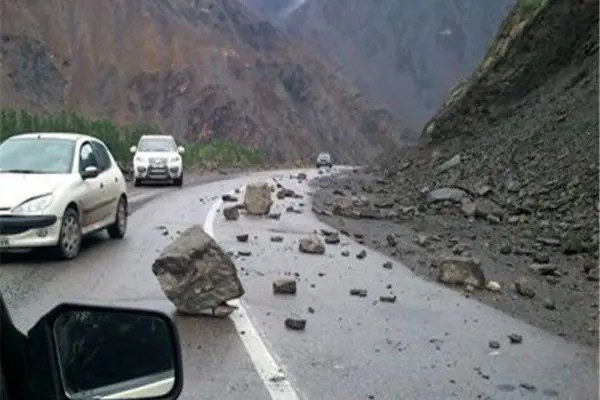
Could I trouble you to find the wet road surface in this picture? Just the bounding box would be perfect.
[1,168,598,400]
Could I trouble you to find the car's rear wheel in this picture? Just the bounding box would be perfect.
[107,196,127,239]
[173,174,183,187]
[134,178,142,187]
[53,207,82,260]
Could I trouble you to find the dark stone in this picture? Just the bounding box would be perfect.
[284,318,306,331]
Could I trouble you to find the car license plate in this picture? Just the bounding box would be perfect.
[0,238,9,247]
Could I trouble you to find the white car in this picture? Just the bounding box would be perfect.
[130,135,185,187]
[0,132,128,260]
[316,151,333,168]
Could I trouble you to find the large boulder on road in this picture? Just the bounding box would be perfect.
[244,182,273,215]
[151,225,245,317]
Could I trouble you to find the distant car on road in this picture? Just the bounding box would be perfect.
[130,135,185,187]
[316,152,333,168]
[0,132,129,260]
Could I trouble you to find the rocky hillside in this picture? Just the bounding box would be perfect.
[309,0,599,346]
[0,0,412,163]
[242,0,515,129]
[374,0,598,289]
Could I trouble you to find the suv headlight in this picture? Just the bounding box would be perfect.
[12,193,54,214]
[135,156,147,163]
[169,156,181,163]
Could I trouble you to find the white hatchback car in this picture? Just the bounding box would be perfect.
[130,135,185,187]
[0,132,128,260]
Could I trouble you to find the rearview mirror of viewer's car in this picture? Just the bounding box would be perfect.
[26,303,184,400]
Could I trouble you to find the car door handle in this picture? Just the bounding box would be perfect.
[100,183,104,189]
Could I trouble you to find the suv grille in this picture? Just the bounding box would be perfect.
[149,157,167,166]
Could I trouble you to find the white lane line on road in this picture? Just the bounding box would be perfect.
[203,191,303,400]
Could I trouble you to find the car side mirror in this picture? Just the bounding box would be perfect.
[26,303,184,400]
[177,146,185,155]
[81,166,99,180]
[130,146,137,154]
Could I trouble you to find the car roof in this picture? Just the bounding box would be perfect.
[8,132,97,142]
[140,135,174,140]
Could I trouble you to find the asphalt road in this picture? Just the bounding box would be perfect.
[1,168,597,400]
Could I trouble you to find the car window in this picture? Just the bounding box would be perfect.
[137,138,177,152]
[79,142,99,173]
[90,141,112,172]
[0,137,75,174]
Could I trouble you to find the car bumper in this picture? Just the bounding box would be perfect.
[0,214,61,248]
[134,164,182,180]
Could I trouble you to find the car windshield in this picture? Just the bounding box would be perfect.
[137,138,177,152]
[318,152,331,159]
[0,137,75,174]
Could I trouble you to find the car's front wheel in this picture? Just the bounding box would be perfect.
[54,207,82,260]
[107,196,128,239]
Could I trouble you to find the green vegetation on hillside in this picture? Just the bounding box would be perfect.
[0,108,264,168]
[517,0,546,17]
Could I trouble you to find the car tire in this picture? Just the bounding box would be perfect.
[173,174,183,187]
[134,178,142,187]
[53,207,82,260]
[107,196,127,239]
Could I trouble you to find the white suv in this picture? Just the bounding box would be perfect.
[130,135,185,187]
[316,152,333,168]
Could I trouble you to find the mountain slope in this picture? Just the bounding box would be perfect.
[378,0,599,280]
[0,0,411,163]
[309,0,599,347]
[242,0,515,129]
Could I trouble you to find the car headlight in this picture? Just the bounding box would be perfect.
[169,157,181,163]
[12,193,54,214]
[135,156,147,163]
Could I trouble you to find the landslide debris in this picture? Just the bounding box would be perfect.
[376,0,599,262]
[311,0,599,346]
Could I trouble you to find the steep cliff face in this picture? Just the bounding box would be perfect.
[0,0,411,163]
[242,0,514,129]
[422,0,599,144]
[377,0,599,264]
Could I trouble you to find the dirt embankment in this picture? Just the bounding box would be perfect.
[311,0,599,347]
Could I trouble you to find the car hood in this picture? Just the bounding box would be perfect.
[0,173,73,209]
[135,151,178,159]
